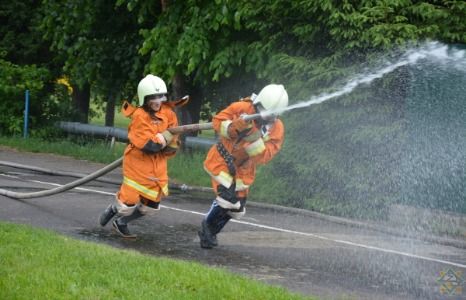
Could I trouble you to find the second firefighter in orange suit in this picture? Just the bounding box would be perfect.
[199,84,288,248]
[99,74,183,238]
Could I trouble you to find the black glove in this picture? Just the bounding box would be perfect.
[217,183,237,204]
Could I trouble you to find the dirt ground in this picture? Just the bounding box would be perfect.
[1,147,465,300]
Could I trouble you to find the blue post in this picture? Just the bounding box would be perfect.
[23,90,29,138]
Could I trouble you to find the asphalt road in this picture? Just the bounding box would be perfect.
[1,147,465,300]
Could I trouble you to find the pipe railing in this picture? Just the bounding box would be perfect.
[57,121,216,149]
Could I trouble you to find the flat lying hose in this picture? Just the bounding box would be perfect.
[0,158,213,199]
[0,160,120,185]
[0,157,123,199]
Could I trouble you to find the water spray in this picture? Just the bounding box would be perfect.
[168,42,466,134]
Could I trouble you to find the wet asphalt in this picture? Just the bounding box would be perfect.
[0,147,465,300]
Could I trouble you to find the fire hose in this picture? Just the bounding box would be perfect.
[0,112,265,199]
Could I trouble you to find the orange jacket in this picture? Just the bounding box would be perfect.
[204,98,284,196]
[118,102,178,205]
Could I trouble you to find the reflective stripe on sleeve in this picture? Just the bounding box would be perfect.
[220,120,232,139]
[123,176,159,199]
[245,138,266,157]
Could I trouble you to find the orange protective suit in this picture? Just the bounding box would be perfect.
[118,101,178,205]
[204,98,285,198]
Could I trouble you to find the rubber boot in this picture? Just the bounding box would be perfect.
[199,202,227,248]
[99,204,117,226]
[213,213,232,236]
[198,219,216,249]
[112,209,144,238]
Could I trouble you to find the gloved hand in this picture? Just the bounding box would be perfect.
[227,117,252,139]
[155,133,167,148]
[217,183,237,204]
[161,130,174,144]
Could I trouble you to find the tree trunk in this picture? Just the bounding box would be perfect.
[172,73,202,127]
[71,82,90,123]
[161,0,168,11]
[105,92,116,127]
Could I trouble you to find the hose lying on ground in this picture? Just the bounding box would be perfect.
[0,157,123,199]
[0,159,213,199]
[0,160,120,185]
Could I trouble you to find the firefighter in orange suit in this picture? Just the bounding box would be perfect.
[99,74,181,238]
[198,84,288,248]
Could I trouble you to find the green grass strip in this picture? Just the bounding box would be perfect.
[0,222,313,300]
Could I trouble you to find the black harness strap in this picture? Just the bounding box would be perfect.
[216,142,236,176]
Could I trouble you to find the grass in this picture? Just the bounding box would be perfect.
[0,222,313,300]
[90,104,130,128]
[0,136,125,163]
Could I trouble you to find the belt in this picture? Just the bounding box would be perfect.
[216,142,236,176]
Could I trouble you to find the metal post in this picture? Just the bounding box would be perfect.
[23,90,29,138]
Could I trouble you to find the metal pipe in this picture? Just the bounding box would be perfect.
[58,111,265,143]
[23,90,29,138]
[57,122,216,149]
[57,122,129,141]
[165,112,264,134]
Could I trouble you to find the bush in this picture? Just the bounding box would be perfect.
[0,58,74,136]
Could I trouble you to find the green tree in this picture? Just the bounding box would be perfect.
[0,1,55,67]
[0,1,69,135]
[119,0,273,126]
[40,0,145,125]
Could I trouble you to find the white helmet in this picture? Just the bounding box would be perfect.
[137,74,168,106]
[253,84,288,113]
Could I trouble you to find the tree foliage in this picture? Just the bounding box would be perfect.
[0,58,73,135]
[40,0,145,124]
[0,1,69,135]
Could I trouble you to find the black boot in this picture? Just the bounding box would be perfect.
[198,219,216,249]
[112,209,144,238]
[199,202,230,248]
[212,213,232,242]
[99,204,117,226]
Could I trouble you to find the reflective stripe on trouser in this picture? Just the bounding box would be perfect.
[215,195,241,210]
[120,176,166,205]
